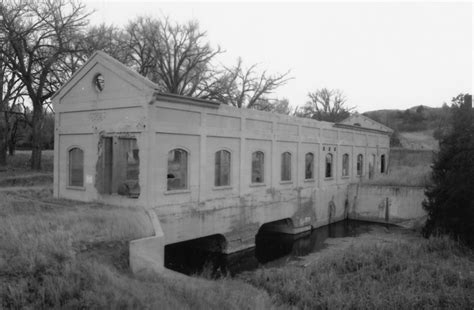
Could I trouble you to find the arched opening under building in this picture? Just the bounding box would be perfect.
[164,234,227,276]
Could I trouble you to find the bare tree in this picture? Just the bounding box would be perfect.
[252,98,294,115]
[0,48,24,167]
[0,0,91,169]
[153,18,222,96]
[122,17,222,97]
[123,17,159,78]
[82,23,127,61]
[205,57,291,109]
[298,88,355,122]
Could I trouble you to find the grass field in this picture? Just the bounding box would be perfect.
[244,235,474,309]
[1,150,54,178]
[0,188,272,309]
[1,152,473,309]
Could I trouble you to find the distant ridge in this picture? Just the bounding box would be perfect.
[363,106,446,150]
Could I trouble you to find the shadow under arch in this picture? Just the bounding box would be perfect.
[164,234,227,276]
[255,218,304,264]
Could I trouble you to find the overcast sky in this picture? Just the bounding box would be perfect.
[84,1,472,112]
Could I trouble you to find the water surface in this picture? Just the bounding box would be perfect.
[165,220,393,277]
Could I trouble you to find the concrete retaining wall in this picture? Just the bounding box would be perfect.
[348,184,426,224]
[389,148,434,168]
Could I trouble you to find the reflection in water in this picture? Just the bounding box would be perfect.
[164,220,392,277]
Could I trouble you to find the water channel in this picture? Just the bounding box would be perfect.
[164,220,394,277]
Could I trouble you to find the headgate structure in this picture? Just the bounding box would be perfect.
[52,52,393,273]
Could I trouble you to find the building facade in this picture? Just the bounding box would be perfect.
[52,52,392,272]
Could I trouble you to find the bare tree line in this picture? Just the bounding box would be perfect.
[0,0,353,170]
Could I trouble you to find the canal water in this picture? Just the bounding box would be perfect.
[164,220,393,277]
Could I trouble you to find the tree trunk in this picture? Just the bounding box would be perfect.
[0,125,7,167]
[0,62,5,167]
[8,138,15,156]
[30,102,43,170]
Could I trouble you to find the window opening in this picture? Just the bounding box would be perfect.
[69,148,84,187]
[281,152,292,181]
[305,152,314,180]
[325,153,333,178]
[381,154,386,173]
[251,151,264,183]
[342,153,349,177]
[357,154,363,176]
[168,149,188,190]
[215,150,231,187]
[97,137,140,198]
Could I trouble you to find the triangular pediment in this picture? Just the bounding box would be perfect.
[338,113,394,134]
[53,51,158,105]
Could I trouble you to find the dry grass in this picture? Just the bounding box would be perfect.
[244,236,474,309]
[0,188,273,309]
[2,187,473,309]
[399,130,439,150]
[1,150,54,178]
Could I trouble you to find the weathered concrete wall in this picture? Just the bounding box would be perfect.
[348,184,426,223]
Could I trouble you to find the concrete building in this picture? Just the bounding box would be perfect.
[52,52,392,273]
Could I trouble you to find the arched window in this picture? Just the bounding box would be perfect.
[369,154,376,179]
[325,153,333,178]
[215,150,231,187]
[281,152,292,181]
[69,147,84,187]
[381,154,386,173]
[357,154,363,176]
[167,149,188,190]
[342,153,349,177]
[251,151,264,183]
[305,152,314,180]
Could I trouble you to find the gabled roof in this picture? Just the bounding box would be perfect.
[51,51,221,109]
[51,51,158,101]
[336,113,394,134]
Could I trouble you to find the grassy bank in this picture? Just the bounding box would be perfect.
[0,188,272,309]
[1,187,473,308]
[1,153,473,309]
[244,236,474,309]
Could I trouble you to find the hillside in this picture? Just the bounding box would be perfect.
[363,105,447,133]
[363,105,448,150]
